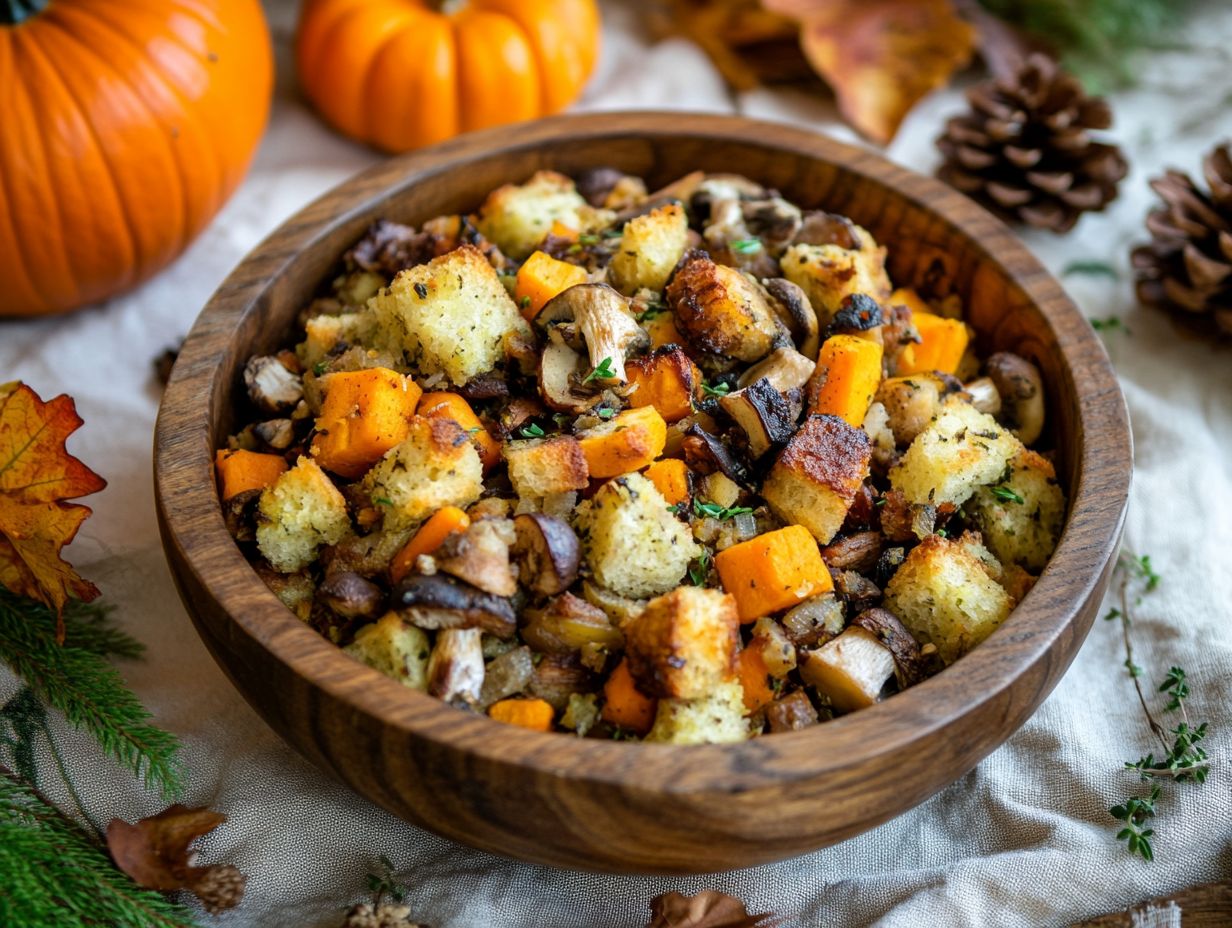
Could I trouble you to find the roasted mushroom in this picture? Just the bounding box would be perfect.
[851,607,926,688]
[799,626,897,712]
[318,571,385,620]
[512,513,581,595]
[737,346,816,393]
[536,283,648,383]
[719,377,796,458]
[681,424,754,487]
[793,210,864,250]
[478,645,535,707]
[244,355,302,415]
[426,627,484,703]
[435,520,518,597]
[253,418,295,450]
[963,376,1002,416]
[538,337,603,414]
[984,352,1045,445]
[763,278,820,359]
[521,592,622,655]
[766,690,820,733]
[394,573,517,637]
[781,593,846,647]
[820,531,883,573]
[828,293,884,337]
[528,653,595,710]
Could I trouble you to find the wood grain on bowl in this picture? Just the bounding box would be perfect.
[154,113,1130,874]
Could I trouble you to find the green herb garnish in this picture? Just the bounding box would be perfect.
[1062,260,1120,280]
[701,381,731,398]
[730,238,763,254]
[374,497,394,507]
[990,485,1024,504]
[312,361,328,376]
[689,550,711,586]
[518,422,546,439]
[582,357,616,383]
[636,304,666,323]
[693,499,754,521]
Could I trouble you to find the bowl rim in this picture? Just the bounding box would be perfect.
[155,111,1131,795]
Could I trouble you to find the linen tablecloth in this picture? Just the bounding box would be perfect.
[2,2,1230,925]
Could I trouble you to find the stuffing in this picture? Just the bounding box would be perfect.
[579,472,701,599]
[361,416,484,530]
[644,678,749,745]
[889,397,1022,507]
[608,203,690,294]
[883,534,1013,664]
[503,435,590,499]
[367,245,532,386]
[256,456,351,573]
[344,612,431,690]
[667,254,782,362]
[966,448,1066,571]
[781,240,891,327]
[761,414,871,544]
[624,586,740,699]
[298,312,376,369]
[475,170,595,260]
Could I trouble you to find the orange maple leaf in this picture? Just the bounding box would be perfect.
[0,382,106,637]
[764,0,977,145]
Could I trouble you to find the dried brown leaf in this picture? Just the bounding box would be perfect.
[107,804,246,914]
[647,890,782,927]
[765,0,977,144]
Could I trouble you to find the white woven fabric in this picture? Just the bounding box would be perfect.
[2,2,1230,926]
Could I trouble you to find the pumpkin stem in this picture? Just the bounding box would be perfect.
[1,0,49,26]
[426,0,468,13]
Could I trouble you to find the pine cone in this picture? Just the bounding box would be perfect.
[341,902,425,928]
[1131,143,1232,337]
[192,864,246,915]
[937,54,1128,233]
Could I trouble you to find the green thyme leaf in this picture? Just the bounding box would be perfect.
[701,381,731,398]
[991,485,1025,504]
[730,238,763,254]
[583,357,616,383]
[518,423,546,439]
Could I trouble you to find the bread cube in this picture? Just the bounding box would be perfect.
[883,534,1013,664]
[761,414,871,544]
[256,456,350,573]
[966,449,1066,571]
[608,203,690,294]
[344,612,431,691]
[781,241,891,327]
[297,312,375,369]
[476,170,592,260]
[362,417,483,530]
[503,435,589,499]
[625,586,740,699]
[367,245,532,386]
[667,254,781,362]
[579,472,700,599]
[889,398,1021,507]
[645,679,749,745]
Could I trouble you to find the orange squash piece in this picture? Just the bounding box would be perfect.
[514,250,588,320]
[215,449,287,501]
[899,312,970,376]
[737,641,776,714]
[644,459,691,506]
[714,524,834,623]
[812,334,884,428]
[418,391,500,471]
[311,368,422,479]
[488,697,556,732]
[626,346,701,423]
[888,287,931,317]
[549,220,579,242]
[601,658,657,735]
[389,505,471,583]
[642,311,687,350]
[577,406,667,478]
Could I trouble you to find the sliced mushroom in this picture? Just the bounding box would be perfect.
[702,197,779,277]
[751,617,797,677]
[831,569,882,615]
[681,424,754,488]
[851,607,926,688]
[719,377,796,458]
[319,571,385,621]
[538,338,602,414]
[781,593,846,648]
[793,210,863,250]
[766,691,820,733]
[963,376,1002,416]
[537,283,648,383]
[575,167,633,208]
[875,375,946,446]
[457,370,510,401]
[253,418,295,450]
[394,573,516,638]
[222,488,262,543]
[828,293,884,337]
[800,625,896,712]
[820,531,883,573]
[512,513,581,595]
[742,197,803,252]
[435,520,517,597]
[244,355,302,415]
[521,592,623,655]
[984,352,1045,445]
[737,346,816,393]
[478,645,535,707]
[427,627,484,704]
[528,653,595,710]
[763,278,820,359]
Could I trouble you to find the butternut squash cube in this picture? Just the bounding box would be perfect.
[215,449,287,501]
[626,345,701,423]
[643,458,691,506]
[311,367,422,479]
[812,334,884,428]
[514,251,589,320]
[576,406,667,478]
[714,524,833,623]
[899,312,970,375]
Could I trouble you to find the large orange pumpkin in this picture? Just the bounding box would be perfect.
[296,0,600,154]
[0,0,273,318]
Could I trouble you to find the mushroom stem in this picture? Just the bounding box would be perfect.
[800,626,896,711]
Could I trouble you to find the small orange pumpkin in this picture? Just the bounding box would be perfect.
[296,0,601,154]
[0,0,273,318]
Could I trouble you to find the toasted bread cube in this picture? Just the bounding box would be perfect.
[367,245,532,386]
[645,679,749,745]
[889,398,1021,507]
[883,534,1013,665]
[762,415,871,544]
[576,406,667,478]
[667,254,781,362]
[476,170,592,260]
[608,203,690,294]
[256,456,350,573]
[580,472,700,599]
[715,525,834,623]
[625,586,740,699]
[626,345,701,423]
[362,417,483,530]
[215,449,288,501]
[781,241,891,327]
[310,368,422,479]
[966,449,1066,571]
[297,312,374,369]
[515,251,589,319]
[643,458,691,506]
[344,612,431,691]
[503,435,589,498]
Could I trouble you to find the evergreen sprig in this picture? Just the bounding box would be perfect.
[0,590,183,799]
[0,766,200,928]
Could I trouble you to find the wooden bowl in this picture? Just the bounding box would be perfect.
[155,112,1131,874]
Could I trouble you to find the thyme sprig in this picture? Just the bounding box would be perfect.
[582,357,616,383]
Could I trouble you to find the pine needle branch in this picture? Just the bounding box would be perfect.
[0,590,183,799]
[0,765,201,928]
